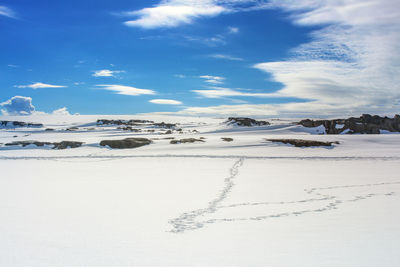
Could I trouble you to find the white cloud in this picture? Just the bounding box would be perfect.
[1,96,74,116]
[184,34,227,46]
[0,6,16,18]
[92,69,125,77]
[266,0,400,27]
[174,100,400,118]
[176,0,400,117]
[52,107,71,116]
[199,75,225,85]
[174,74,186,78]
[227,26,239,34]
[193,86,280,98]
[149,99,183,105]
[250,0,400,115]
[1,96,35,115]
[121,1,283,29]
[123,0,226,29]
[116,0,400,116]
[209,54,243,61]
[96,84,156,96]
[15,82,67,89]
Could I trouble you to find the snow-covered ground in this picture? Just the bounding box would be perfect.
[1,115,400,266]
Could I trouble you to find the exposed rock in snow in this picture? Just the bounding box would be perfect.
[153,122,177,129]
[97,119,154,125]
[267,139,339,147]
[99,138,152,149]
[170,138,205,144]
[0,121,43,128]
[4,140,83,149]
[298,114,400,134]
[117,126,142,132]
[227,117,270,127]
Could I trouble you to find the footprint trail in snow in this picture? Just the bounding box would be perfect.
[169,158,244,233]
[169,159,400,233]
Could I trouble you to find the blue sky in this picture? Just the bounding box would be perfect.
[1,0,399,117]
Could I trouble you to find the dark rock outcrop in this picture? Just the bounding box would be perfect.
[53,141,83,149]
[221,137,234,142]
[0,121,43,128]
[153,122,176,129]
[170,138,205,144]
[227,117,270,127]
[5,141,52,147]
[298,114,400,134]
[267,139,339,147]
[117,126,141,132]
[99,138,151,149]
[4,141,83,149]
[97,119,154,126]
[66,127,79,131]
[97,119,176,129]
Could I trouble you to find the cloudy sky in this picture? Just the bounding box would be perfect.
[1,0,399,117]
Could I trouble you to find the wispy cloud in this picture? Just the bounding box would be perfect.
[92,69,125,77]
[174,100,398,118]
[96,84,156,96]
[15,82,67,89]
[172,0,400,117]
[123,0,226,29]
[251,0,400,115]
[149,99,183,105]
[184,34,227,46]
[209,54,243,61]
[199,75,225,85]
[193,86,280,98]
[120,1,288,30]
[227,26,239,34]
[0,6,16,18]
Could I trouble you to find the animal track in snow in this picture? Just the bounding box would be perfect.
[169,158,244,233]
[169,159,400,233]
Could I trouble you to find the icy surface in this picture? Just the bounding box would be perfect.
[1,115,399,266]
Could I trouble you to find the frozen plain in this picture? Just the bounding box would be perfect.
[1,115,400,267]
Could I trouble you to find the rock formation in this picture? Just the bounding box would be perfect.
[298,114,400,134]
[5,141,83,149]
[99,138,151,149]
[170,138,205,144]
[97,119,176,129]
[97,119,154,125]
[267,139,339,147]
[0,121,43,128]
[153,122,176,129]
[227,117,270,127]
